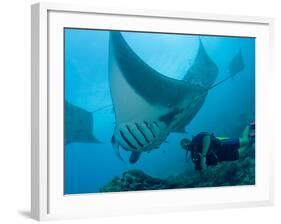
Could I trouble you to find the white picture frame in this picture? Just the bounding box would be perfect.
[31,2,274,221]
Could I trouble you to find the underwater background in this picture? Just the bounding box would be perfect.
[64,28,255,194]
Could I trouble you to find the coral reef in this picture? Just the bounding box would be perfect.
[100,145,255,193]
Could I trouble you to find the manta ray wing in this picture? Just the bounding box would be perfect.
[183,39,218,88]
[172,38,219,133]
[110,32,202,108]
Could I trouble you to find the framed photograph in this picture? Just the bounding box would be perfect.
[31,2,274,221]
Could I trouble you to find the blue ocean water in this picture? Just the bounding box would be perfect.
[64,28,255,194]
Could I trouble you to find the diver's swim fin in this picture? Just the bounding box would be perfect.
[249,122,255,143]
[129,151,142,164]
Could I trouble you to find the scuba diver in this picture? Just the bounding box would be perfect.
[180,122,255,172]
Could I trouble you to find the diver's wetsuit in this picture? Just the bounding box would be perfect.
[217,138,240,162]
[190,132,240,170]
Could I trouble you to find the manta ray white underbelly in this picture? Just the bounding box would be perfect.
[108,32,218,163]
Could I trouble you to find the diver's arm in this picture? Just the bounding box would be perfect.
[200,135,211,170]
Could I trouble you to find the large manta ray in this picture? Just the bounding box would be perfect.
[109,32,219,163]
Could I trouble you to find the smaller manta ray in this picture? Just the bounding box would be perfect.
[64,101,101,145]
[207,49,246,92]
[229,49,245,77]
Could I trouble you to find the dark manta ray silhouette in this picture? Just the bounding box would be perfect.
[64,101,101,145]
[109,32,220,163]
